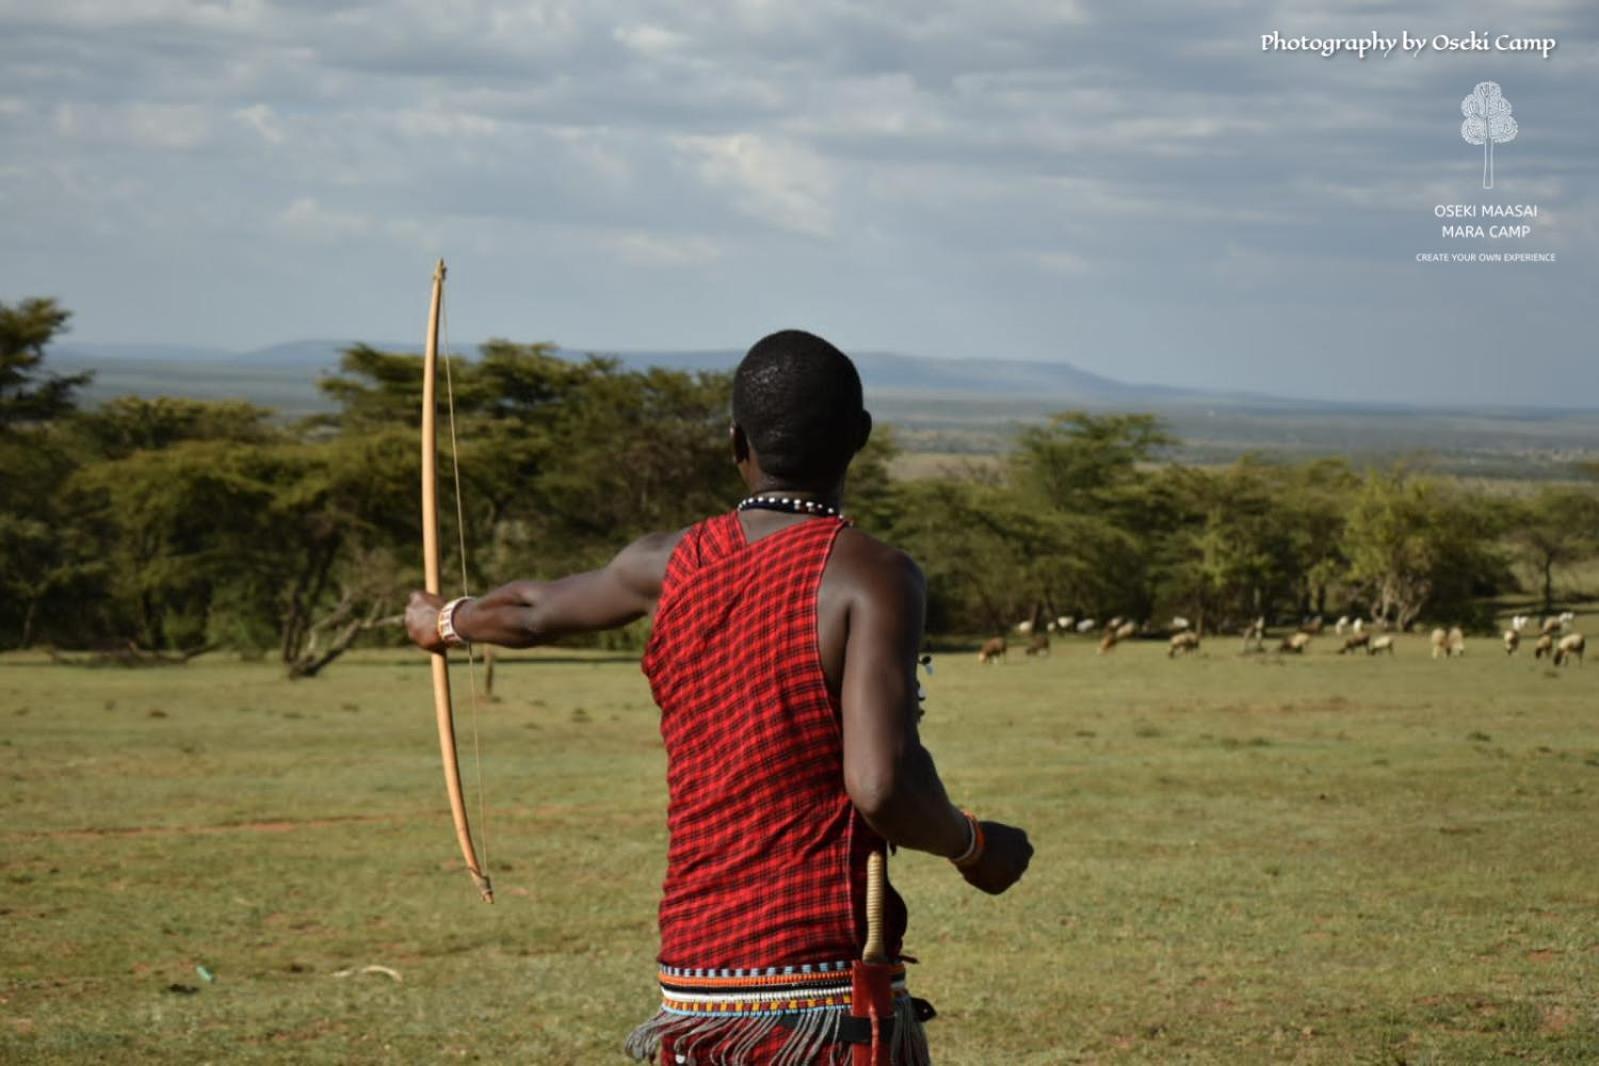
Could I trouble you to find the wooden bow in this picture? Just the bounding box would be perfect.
[421,258,493,903]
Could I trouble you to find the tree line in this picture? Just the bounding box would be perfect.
[3,297,1596,674]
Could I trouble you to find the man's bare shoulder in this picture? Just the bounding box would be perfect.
[831,526,925,598]
[611,528,687,598]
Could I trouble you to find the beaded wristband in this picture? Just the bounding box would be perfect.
[437,596,472,648]
[951,810,986,869]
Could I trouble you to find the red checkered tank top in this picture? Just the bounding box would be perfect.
[642,511,906,969]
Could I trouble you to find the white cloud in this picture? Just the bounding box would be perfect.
[234,103,285,145]
[606,230,723,266]
[1,0,269,31]
[394,105,501,139]
[675,133,835,237]
[614,22,689,56]
[1028,249,1092,275]
[54,101,213,150]
[277,196,373,239]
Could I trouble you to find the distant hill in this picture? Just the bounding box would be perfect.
[45,339,1599,478]
[52,338,1390,412]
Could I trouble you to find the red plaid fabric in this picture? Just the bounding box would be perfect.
[642,511,906,969]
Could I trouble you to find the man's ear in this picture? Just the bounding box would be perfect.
[855,410,873,454]
[730,423,751,464]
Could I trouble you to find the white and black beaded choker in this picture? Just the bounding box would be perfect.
[736,494,843,519]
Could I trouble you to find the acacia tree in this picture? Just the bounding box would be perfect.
[889,476,1137,635]
[0,298,90,430]
[1007,411,1176,622]
[1510,487,1599,614]
[1158,461,1295,634]
[0,298,93,646]
[1343,468,1507,630]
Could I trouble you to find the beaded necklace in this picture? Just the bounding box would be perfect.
[735,494,843,519]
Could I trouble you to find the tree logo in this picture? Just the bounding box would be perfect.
[1460,81,1518,190]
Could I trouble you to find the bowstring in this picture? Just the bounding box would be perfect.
[439,292,491,880]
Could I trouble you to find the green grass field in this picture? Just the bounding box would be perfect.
[3,637,1596,1064]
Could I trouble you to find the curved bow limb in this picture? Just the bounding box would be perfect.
[421,258,493,903]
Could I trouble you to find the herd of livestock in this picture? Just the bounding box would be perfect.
[976,611,1587,666]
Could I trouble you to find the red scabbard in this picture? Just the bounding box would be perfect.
[850,959,897,1066]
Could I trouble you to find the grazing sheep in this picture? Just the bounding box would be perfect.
[1503,629,1520,655]
[1430,627,1448,659]
[1015,619,1033,635]
[1540,616,1562,637]
[1169,631,1200,658]
[1056,615,1073,632]
[1511,614,1530,633]
[1367,635,1395,655]
[1278,632,1311,654]
[1025,633,1051,657]
[1075,618,1097,633]
[1533,633,1555,660]
[1553,632,1585,667]
[1339,632,1371,654]
[978,637,1007,664]
[1447,626,1466,657]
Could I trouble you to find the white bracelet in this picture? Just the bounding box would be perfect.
[437,597,472,648]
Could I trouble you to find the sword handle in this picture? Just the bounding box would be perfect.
[863,849,887,963]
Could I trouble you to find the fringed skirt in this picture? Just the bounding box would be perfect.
[625,960,932,1066]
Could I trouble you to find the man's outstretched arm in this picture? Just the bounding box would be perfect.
[405,530,681,651]
[839,548,1032,895]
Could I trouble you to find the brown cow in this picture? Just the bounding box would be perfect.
[978,636,1007,664]
[1025,633,1051,657]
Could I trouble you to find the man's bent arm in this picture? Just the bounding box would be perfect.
[419,530,679,649]
[840,551,971,859]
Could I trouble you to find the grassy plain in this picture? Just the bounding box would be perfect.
[3,637,1597,1064]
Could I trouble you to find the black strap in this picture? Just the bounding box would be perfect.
[771,998,936,1047]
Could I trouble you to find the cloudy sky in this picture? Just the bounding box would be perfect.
[1,0,1593,405]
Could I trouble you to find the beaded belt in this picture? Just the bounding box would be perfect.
[656,960,907,1017]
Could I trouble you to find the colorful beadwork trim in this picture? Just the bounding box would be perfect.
[656,961,906,1017]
